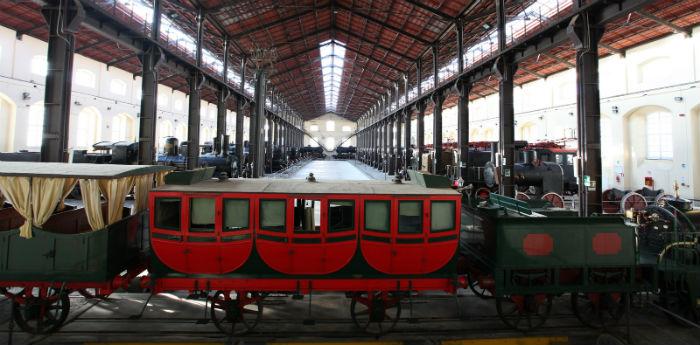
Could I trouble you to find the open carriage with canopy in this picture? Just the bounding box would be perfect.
[0,162,171,333]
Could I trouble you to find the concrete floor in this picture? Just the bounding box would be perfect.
[290,160,374,180]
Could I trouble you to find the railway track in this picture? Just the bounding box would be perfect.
[0,293,645,345]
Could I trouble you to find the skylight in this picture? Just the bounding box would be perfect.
[319,40,346,113]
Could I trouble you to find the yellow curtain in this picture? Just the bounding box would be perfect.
[98,176,135,225]
[132,173,154,215]
[155,170,171,187]
[79,179,105,231]
[30,177,66,235]
[0,176,66,238]
[58,178,77,210]
[0,176,32,238]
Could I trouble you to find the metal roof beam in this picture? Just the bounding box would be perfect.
[599,42,625,57]
[334,28,415,61]
[402,0,454,21]
[230,8,319,39]
[335,3,431,46]
[541,51,575,68]
[519,66,546,79]
[106,52,140,68]
[75,38,110,53]
[636,10,692,37]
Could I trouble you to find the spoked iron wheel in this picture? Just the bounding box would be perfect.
[467,273,493,299]
[571,292,627,328]
[12,287,71,334]
[210,290,263,335]
[496,294,552,332]
[660,281,699,326]
[350,292,401,335]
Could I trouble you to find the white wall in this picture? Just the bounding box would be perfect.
[0,25,231,154]
[303,113,357,151]
[421,26,700,198]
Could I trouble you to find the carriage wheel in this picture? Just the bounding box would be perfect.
[571,292,626,328]
[12,287,71,334]
[210,291,263,335]
[620,192,647,213]
[475,188,491,201]
[467,273,493,300]
[515,192,530,201]
[541,192,565,208]
[350,292,401,335]
[496,294,552,332]
[660,280,699,326]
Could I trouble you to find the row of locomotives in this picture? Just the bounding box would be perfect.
[0,162,173,334]
[333,146,357,160]
[460,190,700,332]
[297,145,326,160]
[156,136,242,178]
[435,141,577,209]
[71,141,139,165]
[601,185,672,215]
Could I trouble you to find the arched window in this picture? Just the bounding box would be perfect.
[326,120,335,131]
[75,69,96,88]
[176,123,187,141]
[519,122,537,142]
[470,128,480,141]
[637,57,671,87]
[483,128,495,141]
[30,55,47,77]
[26,102,44,147]
[111,114,134,142]
[0,92,17,152]
[646,111,673,160]
[76,107,102,149]
[158,120,173,140]
[109,79,127,96]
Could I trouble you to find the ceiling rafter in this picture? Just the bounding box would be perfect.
[335,3,431,46]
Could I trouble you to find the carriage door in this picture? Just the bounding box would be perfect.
[360,197,393,273]
[289,197,325,274]
[323,199,358,273]
[183,194,222,273]
[256,197,292,273]
[219,195,254,273]
[391,198,426,274]
[424,198,460,273]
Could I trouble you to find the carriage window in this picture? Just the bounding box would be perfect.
[294,199,321,233]
[431,201,456,232]
[329,200,354,232]
[365,200,390,232]
[155,198,180,230]
[260,199,286,232]
[555,154,563,164]
[399,201,423,234]
[223,199,249,231]
[190,198,215,232]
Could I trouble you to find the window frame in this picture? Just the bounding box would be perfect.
[259,198,287,233]
[430,200,457,233]
[397,200,424,235]
[363,199,392,233]
[154,196,182,232]
[645,111,673,160]
[222,198,251,232]
[328,199,355,233]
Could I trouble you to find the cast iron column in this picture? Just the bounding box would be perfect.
[40,0,84,162]
[251,69,267,177]
[216,37,229,155]
[569,12,605,215]
[395,112,403,173]
[456,77,472,183]
[416,101,426,170]
[432,92,445,175]
[388,116,395,175]
[137,0,161,164]
[496,0,517,196]
[235,96,245,175]
[404,110,412,171]
[186,7,205,170]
